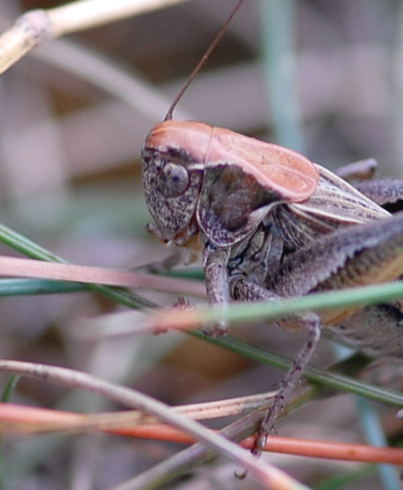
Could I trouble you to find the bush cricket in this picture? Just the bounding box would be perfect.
[141,0,403,456]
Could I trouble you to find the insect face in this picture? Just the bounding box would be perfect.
[142,120,213,245]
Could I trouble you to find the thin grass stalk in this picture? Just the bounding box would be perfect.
[1,222,403,407]
[0,360,311,490]
[356,397,401,490]
[0,223,154,308]
[192,334,403,407]
[260,0,304,151]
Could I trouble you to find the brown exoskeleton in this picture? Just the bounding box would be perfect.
[141,0,403,455]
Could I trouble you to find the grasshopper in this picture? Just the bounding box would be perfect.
[141,0,403,455]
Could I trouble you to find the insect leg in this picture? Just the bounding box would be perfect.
[231,276,280,302]
[203,243,231,335]
[352,179,403,211]
[334,158,377,181]
[231,276,321,455]
[254,312,321,457]
[329,302,403,359]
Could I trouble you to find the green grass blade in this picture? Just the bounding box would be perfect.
[192,282,403,326]
[1,375,20,403]
[0,279,85,296]
[191,333,403,407]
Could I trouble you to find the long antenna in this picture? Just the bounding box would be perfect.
[164,0,244,121]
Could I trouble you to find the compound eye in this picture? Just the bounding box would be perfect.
[158,162,189,197]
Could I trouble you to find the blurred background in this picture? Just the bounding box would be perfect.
[0,0,402,489]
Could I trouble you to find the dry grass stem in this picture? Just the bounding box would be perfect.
[2,402,403,465]
[0,392,275,433]
[0,0,188,75]
[0,360,310,490]
[0,255,205,296]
